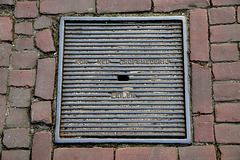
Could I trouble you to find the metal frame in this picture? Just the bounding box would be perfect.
[55,17,191,144]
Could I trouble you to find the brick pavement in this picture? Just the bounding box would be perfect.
[0,0,240,159]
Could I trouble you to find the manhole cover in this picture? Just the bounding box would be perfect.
[55,17,190,143]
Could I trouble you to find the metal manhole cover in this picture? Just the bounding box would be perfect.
[55,17,190,143]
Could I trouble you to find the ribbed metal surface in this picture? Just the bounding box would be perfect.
[55,17,190,143]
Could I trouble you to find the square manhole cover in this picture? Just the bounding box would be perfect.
[55,17,190,143]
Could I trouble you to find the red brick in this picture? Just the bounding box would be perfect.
[9,70,35,87]
[211,43,238,62]
[35,58,55,100]
[192,63,212,113]
[0,17,13,41]
[14,38,34,51]
[15,22,33,35]
[210,24,240,43]
[34,16,52,29]
[193,115,214,143]
[154,0,209,12]
[0,0,13,5]
[209,7,235,25]
[215,124,240,144]
[179,146,216,160]
[190,9,209,61]
[31,101,52,124]
[0,69,8,94]
[238,7,240,23]
[6,108,29,128]
[213,83,240,101]
[53,148,114,160]
[215,103,240,122]
[97,0,151,14]
[116,147,177,160]
[8,87,31,107]
[0,96,6,133]
[40,0,95,14]
[219,146,240,160]
[213,62,240,81]
[35,29,55,53]
[0,43,11,67]
[12,51,38,69]
[212,0,240,6]
[3,128,30,148]
[1,150,30,160]
[32,132,52,160]
[14,1,38,18]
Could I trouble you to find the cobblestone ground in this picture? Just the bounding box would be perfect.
[0,0,240,160]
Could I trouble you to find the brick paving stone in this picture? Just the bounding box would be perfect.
[219,146,240,160]
[0,17,13,41]
[0,96,6,134]
[192,63,212,113]
[12,51,38,69]
[40,0,95,14]
[34,16,52,29]
[35,58,55,100]
[97,0,151,14]
[32,132,52,160]
[6,108,29,128]
[193,115,214,143]
[211,43,238,62]
[35,29,55,53]
[31,101,52,124]
[213,83,240,101]
[212,0,240,6]
[1,150,30,160]
[190,9,209,61]
[9,70,35,87]
[0,69,8,94]
[14,1,38,18]
[179,145,216,160]
[215,103,240,122]
[116,147,177,160]
[209,7,235,25]
[53,148,114,160]
[238,7,240,23]
[8,87,31,107]
[215,124,240,144]
[213,62,240,80]
[3,128,30,148]
[14,38,34,51]
[0,0,13,5]
[15,22,33,35]
[154,0,209,12]
[210,24,240,42]
[0,44,11,67]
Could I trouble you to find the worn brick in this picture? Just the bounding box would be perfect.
[0,0,13,5]
[35,58,55,100]
[216,103,240,122]
[14,38,34,51]
[9,70,35,87]
[116,147,177,160]
[215,124,240,144]
[3,128,30,148]
[192,63,212,113]
[31,101,52,124]
[154,0,209,12]
[34,16,52,29]
[15,22,33,35]
[211,43,238,62]
[212,0,240,6]
[238,7,240,23]
[12,51,38,69]
[40,0,95,14]
[97,0,151,14]
[193,115,214,143]
[0,17,13,41]
[6,108,29,128]
[0,69,8,94]
[213,83,240,101]
[210,24,240,42]
[0,43,11,67]
[35,29,55,53]
[209,7,235,25]
[8,87,31,107]
[219,146,240,160]
[14,1,38,18]
[190,9,209,61]
[32,132,52,160]
[0,96,6,134]
[1,150,30,160]
[53,148,114,160]
[179,146,216,160]
[213,62,240,80]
